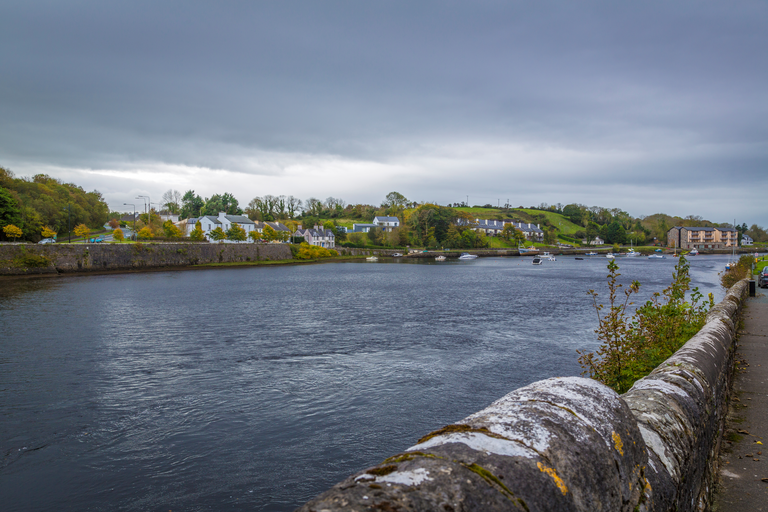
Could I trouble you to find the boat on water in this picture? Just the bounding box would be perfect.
[606,253,615,259]
[458,253,478,260]
[435,255,447,261]
[648,254,666,259]
[689,248,698,256]
[532,257,543,265]
[625,248,641,257]
[518,243,539,254]
[392,253,403,257]
[366,256,378,261]
[585,252,598,256]
[575,257,584,260]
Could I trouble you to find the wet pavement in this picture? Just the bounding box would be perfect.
[714,282,768,511]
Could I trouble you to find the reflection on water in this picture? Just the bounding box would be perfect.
[0,255,729,511]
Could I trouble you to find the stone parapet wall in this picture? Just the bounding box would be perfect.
[0,242,292,275]
[298,279,749,512]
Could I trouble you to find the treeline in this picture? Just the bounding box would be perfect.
[0,167,109,241]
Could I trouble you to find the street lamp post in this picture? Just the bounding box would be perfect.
[64,203,72,243]
[123,203,136,240]
[137,195,149,231]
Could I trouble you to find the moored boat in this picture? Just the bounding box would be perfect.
[435,255,447,261]
[585,252,598,256]
[532,257,543,265]
[648,254,666,259]
[689,248,698,256]
[458,253,478,260]
[366,256,378,261]
[392,253,403,257]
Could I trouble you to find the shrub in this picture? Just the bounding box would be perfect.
[293,242,338,260]
[113,228,124,242]
[137,227,153,240]
[578,256,713,394]
[720,255,753,289]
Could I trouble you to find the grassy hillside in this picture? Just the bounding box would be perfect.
[513,209,582,235]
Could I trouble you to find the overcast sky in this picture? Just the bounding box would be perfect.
[1,1,766,225]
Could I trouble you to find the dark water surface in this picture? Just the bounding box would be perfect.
[0,255,729,511]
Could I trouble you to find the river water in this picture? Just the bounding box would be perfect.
[0,254,730,511]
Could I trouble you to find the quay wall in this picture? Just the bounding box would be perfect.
[0,242,293,275]
[298,279,750,511]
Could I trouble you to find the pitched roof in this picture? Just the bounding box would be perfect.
[224,214,254,224]
[374,216,400,222]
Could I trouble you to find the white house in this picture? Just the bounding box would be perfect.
[372,216,400,232]
[504,221,544,242]
[352,223,377,233]
[742,234,754,246]
[582,236,605,246]
[186,212,256,239]
[294,225,335,248]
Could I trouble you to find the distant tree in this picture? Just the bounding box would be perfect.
[3,223,22,242]
[189,221,205,241]
[108,218,120,229]
[41,226,57,239]
[209,226,227,241]
[323,220,335,231]
[73,223,90,242]
[248,230,260,242]
[180,190,205,219]
[262,224,277,242]
[0,186,22,232]
[226,223,247,241]
[335,226,348,243]
[286,196,303,218]
[304,197,323,217]
[161,189,183,214]
[113,228,124,242]
[162,220,183,239]
[543,226,557,245]
[605,221,627,245]
[137,226,153,240]
[586,222,600,245]
[367,226,383,245]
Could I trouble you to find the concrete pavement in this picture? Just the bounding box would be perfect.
[714,285,768,510]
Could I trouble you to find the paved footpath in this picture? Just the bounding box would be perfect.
[714,287,768,511]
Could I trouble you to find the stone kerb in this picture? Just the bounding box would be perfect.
[298,279,749,512]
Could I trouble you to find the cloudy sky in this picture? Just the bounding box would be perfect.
[1,1,766,224]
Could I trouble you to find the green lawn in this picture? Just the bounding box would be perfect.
[513,209,583,235]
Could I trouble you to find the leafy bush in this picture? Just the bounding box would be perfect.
[578,256,713,393]
[137,227,153,240]
[720,255,753,289]
[293,242,338,260]
[113,228,124,242]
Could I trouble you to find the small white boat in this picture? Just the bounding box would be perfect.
[648,254,666,260]
[366,256,378,261]
[458,253,478,260]
[392,253,403,257]
[689,248,698,256]
[532,257,543,265]
[606,253,615,259]
[541,252,551,257]
[585,252,598,256]
[548,256,556,261]
[435,255,447,261]
[625,248,641,257]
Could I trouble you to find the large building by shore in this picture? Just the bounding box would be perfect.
[667,226,738,250]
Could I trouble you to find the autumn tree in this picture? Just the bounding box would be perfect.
[209,226,227,241]
[226,223,247,241]
[162,220,183,239]
[138,226,153,240]
[113,228,124,242]
[74,223,90,242]
[3,223,23,242]
[41,226,57,239]
[189,221,205,241]
[262,224,277,242]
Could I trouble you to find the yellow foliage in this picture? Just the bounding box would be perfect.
[41,226,57,239]
[138,227,153,240]
[294,242,339,260]
[113,228,124,241]
[73,223,90,242]
[3,224,23,241]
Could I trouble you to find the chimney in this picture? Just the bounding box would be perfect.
[297,224,302,230]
